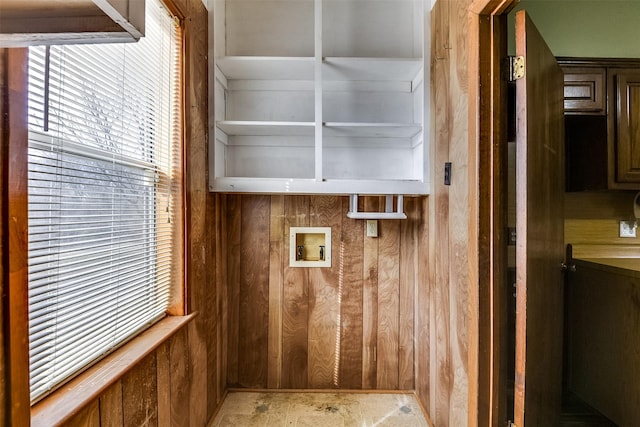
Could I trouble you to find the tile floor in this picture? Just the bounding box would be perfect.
[209,391,431,427]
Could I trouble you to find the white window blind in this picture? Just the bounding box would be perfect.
[27,0,183,403]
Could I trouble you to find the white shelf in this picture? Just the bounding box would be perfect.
[218,121,422,139]
[217,57,315,80]
[324,122,422,138]
[323,57,422,82]
[217,121,315,136]
[217,56,422,83]
[210,177,429,195]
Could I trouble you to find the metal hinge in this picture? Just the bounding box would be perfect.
[505,55,525,81]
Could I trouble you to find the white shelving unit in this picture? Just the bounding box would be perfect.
[209,0,430,195]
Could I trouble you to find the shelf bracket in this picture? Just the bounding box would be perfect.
[347,194,407,220]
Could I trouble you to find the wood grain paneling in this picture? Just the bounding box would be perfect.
[268,195,285,388]
[183,0,214,424]
[377,216,400,390]
[415,197,431,411]
[156,343,171,427]
[362,197,380,389]
[399,197,417,390]
[226,195,427,391]
[226,194,241,386]
[67,400,100,427]
[425,0,475,425]
[98,381,124,427]
[122,354,158,427]
[282,196,310,389]
[432,0,453,423]
[308,196,341,388]
[216,193,229,403]
[238,195,270,387]
[99,382,123,427]
[338,198,364,389]
[169,328,190,426]
[565,191,640,250]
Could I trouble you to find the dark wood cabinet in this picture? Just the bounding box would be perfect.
[562,67,606,114]
[559,59,640,191]
[610,69,640,185]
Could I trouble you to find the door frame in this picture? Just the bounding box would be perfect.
[468,0,516,426]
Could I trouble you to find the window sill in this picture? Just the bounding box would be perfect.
[30,313,197,427]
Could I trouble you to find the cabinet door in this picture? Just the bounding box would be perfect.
[614,69,640,184]
[561,67,606,114]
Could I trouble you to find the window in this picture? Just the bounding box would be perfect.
[26,0,182,403]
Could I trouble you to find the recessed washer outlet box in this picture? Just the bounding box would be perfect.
[289,227,331,268]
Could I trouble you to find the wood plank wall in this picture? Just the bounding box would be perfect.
[565,191,640,249]
[58,329,197,427]
[423,0,473,425]
[224,195,429,392]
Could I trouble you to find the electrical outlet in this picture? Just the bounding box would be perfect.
[366,220,378,237]
[619,220,637,238]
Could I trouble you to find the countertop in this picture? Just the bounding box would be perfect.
[574,257,640,278]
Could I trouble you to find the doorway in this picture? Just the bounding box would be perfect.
[473,2,624,426]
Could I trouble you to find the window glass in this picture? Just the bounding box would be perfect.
[27,0,182,403]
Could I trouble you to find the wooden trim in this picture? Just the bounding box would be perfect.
[469,1,516,426]
[180,0,213,423]
[1,47,30,427]
[557,57,640,68]
[31,314,196,427]
[467,10,482,427]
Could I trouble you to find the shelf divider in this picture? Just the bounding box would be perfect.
[314,0,323,182]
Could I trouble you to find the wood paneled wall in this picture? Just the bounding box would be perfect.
[60,329,193,426]
[565,191,640,248]
[224,195,429,392]
[423,0,473,425]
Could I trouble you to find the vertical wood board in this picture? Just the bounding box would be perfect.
[362,197,380,389]
[122,354,158,427]
[99,381,124,427]
[282,196,310,389]
[338,198,364,389]
[376,216,401,390]
[238,195,270,387]
[307,196,342,388]
[268,195,285,388]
